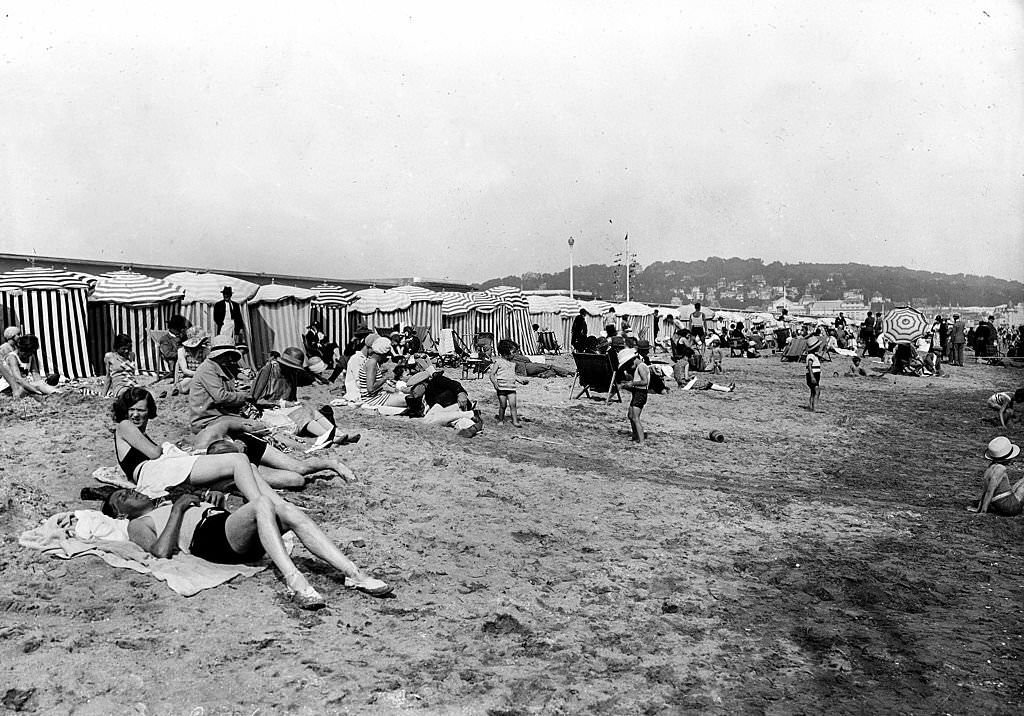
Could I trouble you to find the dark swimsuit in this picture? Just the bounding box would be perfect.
[115,438,151,479]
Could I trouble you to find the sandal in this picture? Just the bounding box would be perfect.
[346,577,393,597]
[286,572,327,610]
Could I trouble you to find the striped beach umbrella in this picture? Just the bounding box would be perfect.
[468,291,503,314]
[349,288,412,314]
[440,291,474,316]
[88,270,184,305]
[163,272,260,303]
[391,285,443,303]
[0,266,95,293]
[311,284,355,306]
[249,283,315,304]
[486,285,529,311]
[578,300,615,316]
[882,306,929,345]
[249,283,315,363]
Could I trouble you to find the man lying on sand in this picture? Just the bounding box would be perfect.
[969,437,1023,516]
[103,487,392,610]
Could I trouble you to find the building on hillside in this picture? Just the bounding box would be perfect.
[523,288,596,300]
[803,299,870,322]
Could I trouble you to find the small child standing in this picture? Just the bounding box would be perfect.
[616,348,651,445]
[988,388,1024,428]
[805,336,823,412]
[489,339,528,426]
[708,338,724,374]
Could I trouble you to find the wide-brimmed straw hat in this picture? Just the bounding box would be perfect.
[208,335,240,360]
[364,333,379,349]
[370,337,392,355]
[617,348,638,366]
[278,346,307,371]
[182,327,209,349]
[985,436,1020,461]
[806,336,823,353]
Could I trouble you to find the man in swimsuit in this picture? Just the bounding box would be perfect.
[616,347,650,445]
[970,437,1022,516]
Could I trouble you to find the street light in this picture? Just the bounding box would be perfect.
[568,237,575,299]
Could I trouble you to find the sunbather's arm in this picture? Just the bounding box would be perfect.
[130,495,200,558]
[116,421,164,460]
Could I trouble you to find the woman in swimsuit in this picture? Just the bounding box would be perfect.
[971,436,1023,516]
[103,489,392,609]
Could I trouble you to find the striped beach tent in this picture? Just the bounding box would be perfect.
[613,301,656,342]
[163,272,259,338]
[440,291,475,343]
[348,288,412,335]
[248,283,315,365]
[578,299,616,337]
[310,284,354,351]
[487,286,538,354]
[391,285,443,338]
[0,266,95,378]
[468,291,508,345]
[86,271,185,375]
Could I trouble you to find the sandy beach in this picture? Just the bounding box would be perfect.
[1,353,1022,714]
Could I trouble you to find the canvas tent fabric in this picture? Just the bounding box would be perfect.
[163,271,258,340]
[613,301,656,341]
[391,285,443,338]
[248,283,315,364]
[439,292,474,316]
[86,271,185,375]
[348,288,411,334]
[310,284,354,352]
[483,286,537,354]
[0,267,94,379]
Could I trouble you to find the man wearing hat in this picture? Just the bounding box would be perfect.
[950,313,967,366]
[213,286,245,344]
[971,436,1023,515]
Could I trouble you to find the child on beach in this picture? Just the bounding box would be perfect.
[969,436,1022,516]
[709,338,724,374]
[846,355,868,377]
[988,388,1024,428]
[806,336,823,412]
[616,347,650,445]
[489,339,528,426]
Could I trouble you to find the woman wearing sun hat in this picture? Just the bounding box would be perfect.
[359,337,412,411]
[971,436,1023,516]
[174,327,209,395]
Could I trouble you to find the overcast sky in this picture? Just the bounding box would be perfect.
[3,1,1022,284]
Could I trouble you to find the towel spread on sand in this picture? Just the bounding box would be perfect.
[19,510,278,597]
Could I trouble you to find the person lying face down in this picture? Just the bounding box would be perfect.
[103,487,392,610]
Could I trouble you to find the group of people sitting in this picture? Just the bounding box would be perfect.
[0,326,61,400]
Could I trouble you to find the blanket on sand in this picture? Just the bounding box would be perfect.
[19,510,284,597]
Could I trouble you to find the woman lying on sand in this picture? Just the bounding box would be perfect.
[970,437,1022,516]
[103,489,392,609]
[115,388,351,496]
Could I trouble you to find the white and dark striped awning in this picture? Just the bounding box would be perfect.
[0,266,95,293]
[250,283,315,305]
[440,292,474,316]
[311,284,356,306]
[468,291,503,314]
[613,301,656,317]
[486,285,529,311]
[578,300,615,316]
[349,288,413,314]
[88,270,184,305]
[391,285,443,302]
[164,272,260,303]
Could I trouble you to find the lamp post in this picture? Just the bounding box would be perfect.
[568,237,575,299]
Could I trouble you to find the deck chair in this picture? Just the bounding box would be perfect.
[569,352,622,403]
[413,326,438,354]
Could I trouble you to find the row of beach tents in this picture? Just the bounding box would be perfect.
[0,265,780,380]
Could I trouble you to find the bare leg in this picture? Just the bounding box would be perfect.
[193,416,261,450]
[187,453,277,504]
[508,393,521,427]
[259,444,354,482]
[495,394,507,422]
[628,406,644,444]
[256,465,309,489]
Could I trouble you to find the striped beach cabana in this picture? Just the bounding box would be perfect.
[391,285,443,339]
[440,291,475,342]
[545,295,582,350]
[163,272,259,339]
[613,301,657,342]
[487,285,538,354]
[577,299,616,337]
[86,270,185,375]
[310,284,354,350]
[0,266,96,379]
[527,295,561,334]
[348,288,412,335]
[248,283,315,365]
[468,291,507,344]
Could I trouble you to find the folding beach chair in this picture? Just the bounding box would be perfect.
[569,352,622,403]
[413,326,438,354]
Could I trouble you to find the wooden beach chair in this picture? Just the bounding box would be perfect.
[569,352,622,403]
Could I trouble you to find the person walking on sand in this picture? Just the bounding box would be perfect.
[805,336,823,412]
[616,347,650,445]
[950,314,967,366]
[969,437,1023,516]
[489,338,528,426]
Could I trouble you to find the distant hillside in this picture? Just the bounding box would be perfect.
[480,257,1024,307]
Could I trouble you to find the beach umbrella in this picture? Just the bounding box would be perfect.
[310,284,354,349]
[0,266,95,293]
[88,270,184,305]
[391,285,443,303]
[311,284,355,306]
[486,285,529,311]
[348,288,412,314]
[163,272,260,303]
[882,306,929,345]
[468,291,503,314]
[440,291,474,316]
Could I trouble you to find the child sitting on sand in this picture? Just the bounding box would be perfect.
[969,436,1022,516]
[988,388,1024,428]
[806,336,823,412]
[489,339,528,426]
[846,355,868,377]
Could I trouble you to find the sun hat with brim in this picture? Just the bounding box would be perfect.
[370,337,392,355]
[278,347,307,371]
[182,328,209,349]
[985,436,1021,461]
[617,348,638,366]
[208,335,241,359]
[405,371,434,389]
[364,333,379,349]
[306,357,328,374]
[806,337,823,353]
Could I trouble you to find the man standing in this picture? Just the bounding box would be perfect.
[834,312,847,331]
[570,309,588,353]
[950,313,966,366]
[689,302,708,344]
[213,286,245,344]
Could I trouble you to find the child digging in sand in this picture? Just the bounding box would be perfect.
[490,339,528,426]
[987,388,1024,428]
[616,347,650,445]
[805,336,823,412]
